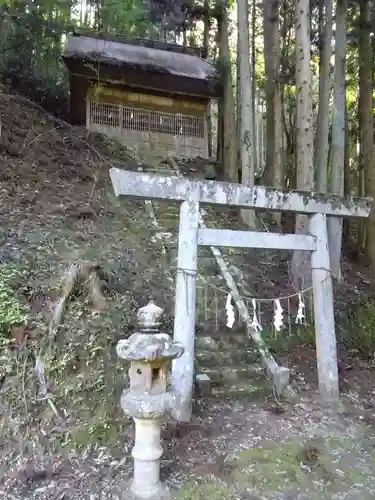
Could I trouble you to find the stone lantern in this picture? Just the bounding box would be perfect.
[116,300,184,499]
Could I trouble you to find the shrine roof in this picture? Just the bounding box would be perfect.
[63,33,218,84]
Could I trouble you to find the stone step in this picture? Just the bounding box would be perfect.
[196,347,259,368]
[210,379,272,401]
[198,365,263,383]
[195,333,254,350]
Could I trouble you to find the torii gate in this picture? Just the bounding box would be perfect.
[110,167,372,422]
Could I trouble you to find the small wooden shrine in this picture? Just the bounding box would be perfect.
[62,32,220,158]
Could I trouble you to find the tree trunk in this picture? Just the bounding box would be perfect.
[251,0,257,174]
[262,0,275,186]
[342,103,350,242]
[216,24,224,164]
[291,0,314,289]
[217,102,224,165]
[236,28,242,174]
[357,97,366,252]
[262,0,283,227]
[327,0,347,281]
[237,0,256,226]
[263,0,283,188]
[219,3,238,182]
[360,0,375,266]
[203,0,210,53]
[203,0,212,158]
[84,0,89,26]
[315,0,333,193]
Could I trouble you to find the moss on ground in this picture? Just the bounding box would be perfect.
[177,479,233,500]
[228,435,375,496]
[232,440,304,492]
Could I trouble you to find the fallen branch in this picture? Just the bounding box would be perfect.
[34,356,63,420]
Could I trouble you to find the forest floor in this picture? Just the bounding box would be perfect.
[1,94,375,499]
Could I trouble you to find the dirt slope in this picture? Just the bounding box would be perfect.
[0,93,178,495]
[1,94,375,500]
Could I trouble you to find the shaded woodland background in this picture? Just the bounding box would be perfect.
[0,0,374,279]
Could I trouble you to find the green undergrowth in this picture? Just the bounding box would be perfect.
[258,298,375,361]
[344,299,375,359]
[0,264,29,339]
[261,323,316,353]
[1,262,133,453]
[0,133,173,457]
[256,299,375,367]
[0,184,172,454]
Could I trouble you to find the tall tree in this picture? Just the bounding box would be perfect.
[315,0,333,193]
[238,0,256,226]
[327,0,348,280]
[360,0,375,265]
[236,27,242,171]
[262,0,283,186]
[291,0,314,288]
[262,0,283,227]
[219,1,238,182]
[203,0,213,157]
[251,0,257,174]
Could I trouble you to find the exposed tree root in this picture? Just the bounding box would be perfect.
[50,261,106,334]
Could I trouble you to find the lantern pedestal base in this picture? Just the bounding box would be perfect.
[113,481,171,500]
[122,417,170,500]
[121,482,171,500]
[115,301,184,500]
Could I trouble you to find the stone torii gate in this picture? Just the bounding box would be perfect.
[110,167,372,422]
